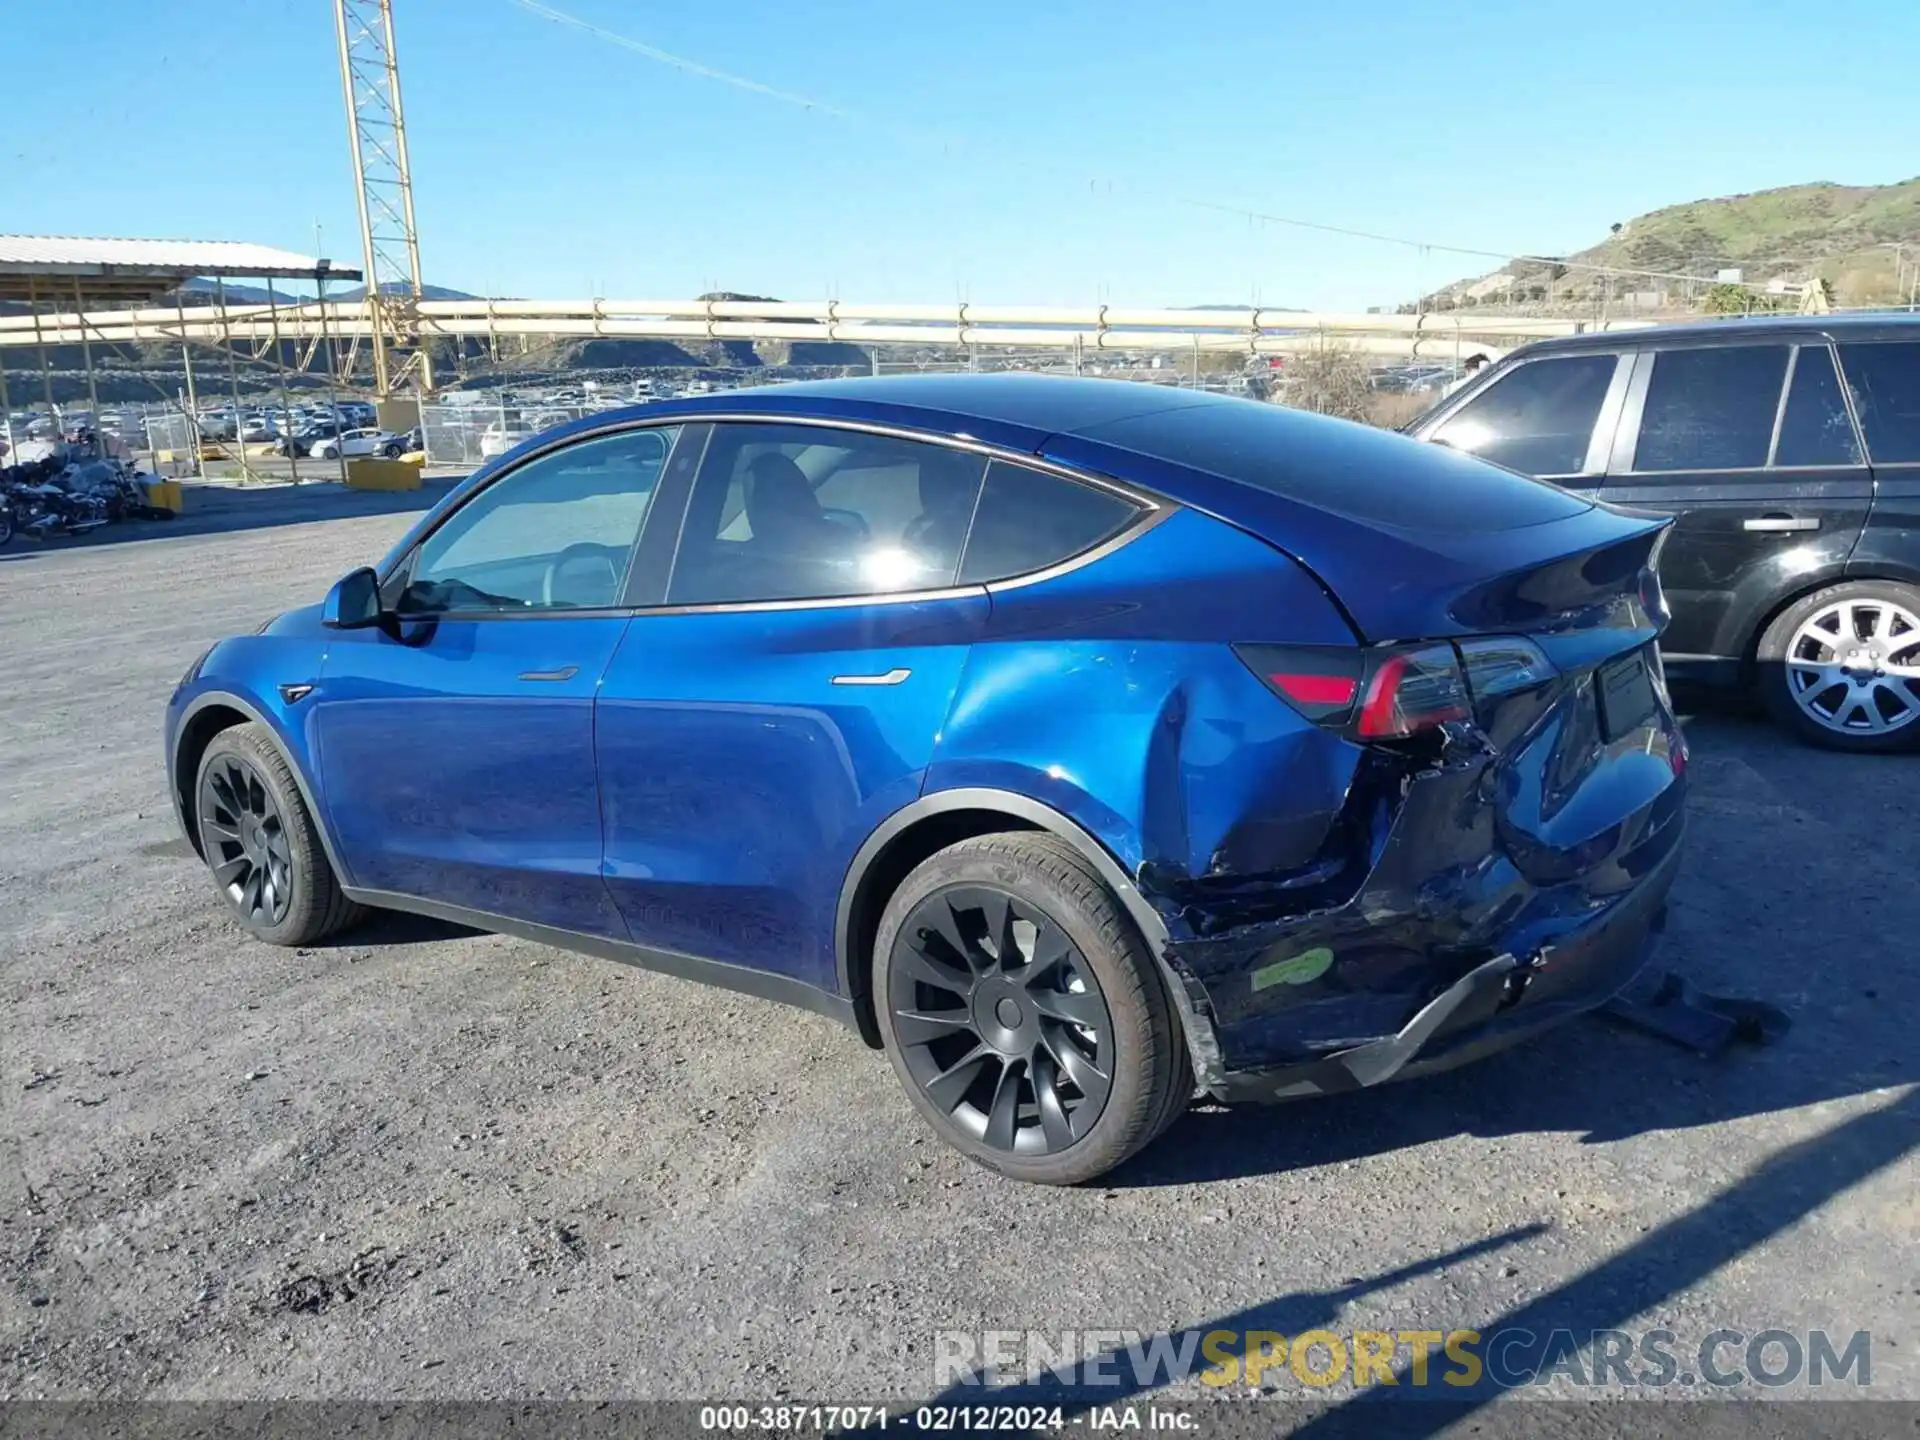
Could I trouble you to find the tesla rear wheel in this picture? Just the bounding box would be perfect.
[874,832,1189,1184]
[195,723,364,945]
[1757,581,1920,752]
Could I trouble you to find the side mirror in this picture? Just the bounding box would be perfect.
[322,566,384,629]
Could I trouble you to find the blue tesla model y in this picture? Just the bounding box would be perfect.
[166,376,1686,1183]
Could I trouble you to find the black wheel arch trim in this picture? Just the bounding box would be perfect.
[170,690,353,885]
[833,786,1225,1089]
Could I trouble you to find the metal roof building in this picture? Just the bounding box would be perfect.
[0,235,360,306]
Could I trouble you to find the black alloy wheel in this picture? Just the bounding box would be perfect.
[198,753,294,929]
[874,832,1190,1184]
[191,722,364,945]
[889,884,1117,1155]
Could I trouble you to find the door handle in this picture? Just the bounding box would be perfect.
[1743,515,1821,533]
[831,667,911,686]
[517,665,579,682]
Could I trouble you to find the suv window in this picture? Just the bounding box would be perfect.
[1838,342,1920,463]
[397,427,676,614]
[958,461,1142,584]
[667,424,987,604]
[1774,346,1862,467]
[1430,353,1618,476]
[1632,345,1789,472]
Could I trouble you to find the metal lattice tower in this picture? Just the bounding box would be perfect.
[334,0,430,396]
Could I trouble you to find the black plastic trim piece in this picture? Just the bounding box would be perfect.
[832,786,1223,1084]
[340,887,858,1029]
[1211,953,1520,1103]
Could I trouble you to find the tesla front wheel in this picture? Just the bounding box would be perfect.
[194,723,364,945]
[874,832,1190,1184]
[1757,581,1920,752]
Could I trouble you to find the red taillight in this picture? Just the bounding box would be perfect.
[1353,645,1472,740]
[1270,672,1358,707]
[1236,641,1492,743]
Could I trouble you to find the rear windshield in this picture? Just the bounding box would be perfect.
[1076,402,1592,532]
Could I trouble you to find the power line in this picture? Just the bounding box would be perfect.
[504,0,1734,292]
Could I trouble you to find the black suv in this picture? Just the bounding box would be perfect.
[1408,314,1920,752]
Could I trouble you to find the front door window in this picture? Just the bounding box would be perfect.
[398,427,678,614]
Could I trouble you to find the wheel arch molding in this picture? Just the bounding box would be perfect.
[170,690,349,882]
[832,787,1225,1087]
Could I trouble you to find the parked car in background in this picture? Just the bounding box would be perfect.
[478,422,533,459]
[274,419,347,457]
[309,427,406,461]
[240,415,281,444]
[1408,313,1920,752]
[165,375,1684,1184]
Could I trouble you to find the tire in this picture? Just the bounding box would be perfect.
[383,442,403,459]
[1755,580,1920,753]
[193,723,364,945]
[0,508,12,547]
[873,832,1190,1184]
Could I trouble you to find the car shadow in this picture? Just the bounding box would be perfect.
[1114,704,1913,1188]
[0,478,462,560]
[901,1224,1549,1414]
[311,909,486,948]
[900,1088,1917,1429]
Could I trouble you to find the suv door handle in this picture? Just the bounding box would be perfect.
[518,665,579,682]
[1743,515,1820,533]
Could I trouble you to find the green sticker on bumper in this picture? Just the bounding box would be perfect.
[1251,946,1335,991]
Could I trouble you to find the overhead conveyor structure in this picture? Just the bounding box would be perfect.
[0,235,363,482]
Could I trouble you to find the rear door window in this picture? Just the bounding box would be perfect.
[1837,341,1920,463]
[1429,353,1619,477]
[1630,345,1790,472]
[957,461,1142,584]
[1773,346,1862,467]
[666,424,987,604]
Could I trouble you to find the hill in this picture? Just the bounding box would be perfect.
[1428,178,1920,310]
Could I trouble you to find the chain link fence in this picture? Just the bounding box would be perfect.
[417,353,1279,468]
[139,409,201,478]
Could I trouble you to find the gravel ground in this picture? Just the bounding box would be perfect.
[1,492,1915,1419]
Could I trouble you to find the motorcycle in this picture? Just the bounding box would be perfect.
[0,453,176,546]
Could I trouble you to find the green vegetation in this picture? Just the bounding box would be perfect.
[1431,178,1920,310]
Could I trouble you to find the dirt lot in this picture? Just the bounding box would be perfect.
[1,490,1915,1418]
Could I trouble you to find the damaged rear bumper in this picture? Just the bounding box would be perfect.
[1204,818,1682,1104]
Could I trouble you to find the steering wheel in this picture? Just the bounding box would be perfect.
[542,542,621,608]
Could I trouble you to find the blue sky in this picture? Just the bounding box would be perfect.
[7,0,1917,309]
